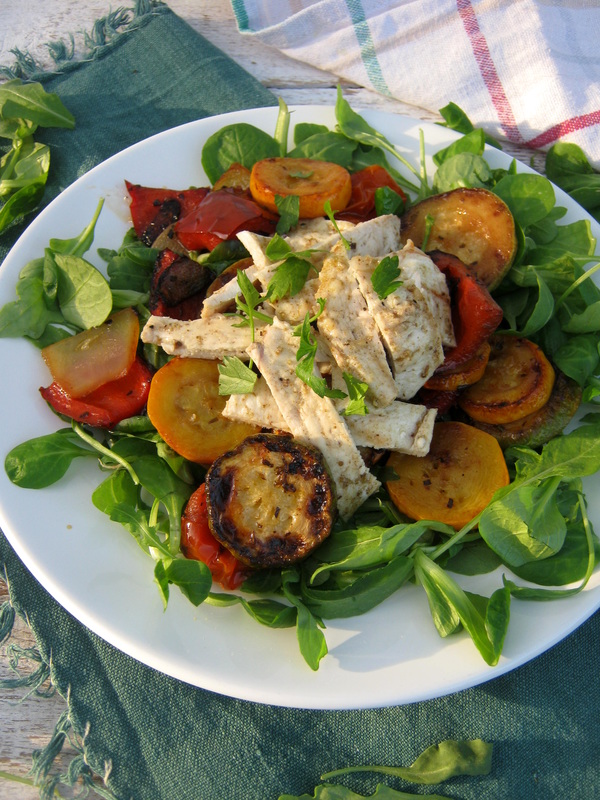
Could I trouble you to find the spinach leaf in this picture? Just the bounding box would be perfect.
[300,556,414,619]
[494,172,556,229]
[334,86,425,196]
[443,540,502,576]
[321,739,493,784]
[0,80,75,129]
[479,477,567,567]
[289,132,357,167]
[5,428,97,489]
[0,80,74,233]
[282,570,328,671]
[0,199,108,338]
[432,128,486,167]
[293,122,329,146]
[0,257,64,339]
[162,558,212,607]
[509,519,597,586]
[206,592,297,628]
[553,334,600,386]
[308,521,446,578]
[53,252,113,329]
[432,152,493,192]
[201,122,279,184]
[414,551,510,666]
[438,101,502,149]
[545,142,600,222]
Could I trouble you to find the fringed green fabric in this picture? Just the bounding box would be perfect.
[0,598,117,798]
[0,600,52,697]
[0,0,169,83]
[31,710,118,800]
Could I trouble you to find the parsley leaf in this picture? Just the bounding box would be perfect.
[371,254,402,299]
[218,356,257,395]
[294,307,346,399]
[233,269,272,338]
[266,256,315,301]
[374,185,405,217]
[275,194,300,234]
[342,372,369,416]
[265,232,292,261]
[324,199,351,250]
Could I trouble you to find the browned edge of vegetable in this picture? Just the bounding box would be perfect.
[458,368,583,450]
[400,187,517,290]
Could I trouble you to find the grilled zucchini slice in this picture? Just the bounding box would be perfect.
[400,187,517,289]
[206,433,336,568]
[462,369,582,450]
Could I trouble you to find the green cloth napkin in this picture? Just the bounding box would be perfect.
[1,4,600,799]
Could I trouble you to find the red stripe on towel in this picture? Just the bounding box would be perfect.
[525,110,600,148]
[456,0,523,142]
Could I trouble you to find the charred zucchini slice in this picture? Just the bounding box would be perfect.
[462,369,582,450]
[400,187,517,289]
[206,433,336,568]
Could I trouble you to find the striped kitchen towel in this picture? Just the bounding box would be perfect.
[231,0,600,166]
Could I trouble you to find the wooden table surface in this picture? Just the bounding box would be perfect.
[0,2,543,798]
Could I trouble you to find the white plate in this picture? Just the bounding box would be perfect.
[1,107,599,710]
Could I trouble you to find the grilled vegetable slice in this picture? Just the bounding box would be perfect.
[400,187,517,289]
[41,307,139,398]
[148,249,207,320]
[206,433,336,568]
[429,251,503,374]
[212,162,251,192]
[425,341,491,391]
[174,190,275,252]
[458,334,556,424]
[181,482,249,590]
[153,251,213,306]
[249,157,352,218]
[337,164,406,222]
[464,368,582,449]
[386,421,509,530]
[146,357,260,464]
[40,356,152,428]
[125,181,209,241]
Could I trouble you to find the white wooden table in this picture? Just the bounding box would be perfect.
[0,2,542,797]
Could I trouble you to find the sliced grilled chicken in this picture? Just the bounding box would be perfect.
[141,312,269,359]
[223,377,436,456]
[247,317,380,519]
[316,250,397,407]
[350,242,452,400]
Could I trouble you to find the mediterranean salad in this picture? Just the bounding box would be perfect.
[2,89,600,672]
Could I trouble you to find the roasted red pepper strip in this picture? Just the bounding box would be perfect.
[181,483,249,590]
[125,181,210,239]
[430,251,504,374]
[337,165,406,222]
[40,356,153,428]
[174,189,276,251]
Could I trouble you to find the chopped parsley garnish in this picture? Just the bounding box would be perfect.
[342,372,369,416]
[371,254,402,299]
[275,194,300,234]
[324,199,351,250]
[218,356,257,395]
